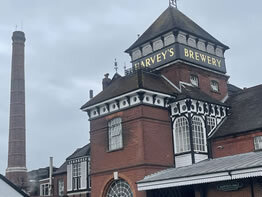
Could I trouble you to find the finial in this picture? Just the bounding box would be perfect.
[114,58,118,73]
[169,0,178,8]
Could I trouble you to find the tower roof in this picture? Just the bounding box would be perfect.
[125,7,229,53]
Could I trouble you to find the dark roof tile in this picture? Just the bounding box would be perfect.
[126,7,228,53]
[81,71,179,109]
[213,84,262,138]
[66,144,90,160]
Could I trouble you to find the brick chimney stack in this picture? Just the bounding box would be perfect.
[102,73,111,90]
[6,31,28,189]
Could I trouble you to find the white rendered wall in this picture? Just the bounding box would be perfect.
[0,178,25,197]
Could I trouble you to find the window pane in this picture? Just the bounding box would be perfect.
[108,118,123,151]
[192,116,207,152]
[254,136,262,150]
[174,117,190,153]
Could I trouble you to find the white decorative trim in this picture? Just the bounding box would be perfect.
[6,167,27,173]
[83,89,172,119]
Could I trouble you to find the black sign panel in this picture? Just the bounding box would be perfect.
[132,43,226,73]
[217,182,243,192]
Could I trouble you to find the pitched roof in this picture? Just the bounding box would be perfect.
[53,161,67,175]
[66,144,90,160]
[227,83,242,96]
[177,85,226,106]
[0,174,29,197]
[81,70,179,109]
[126,7,228,53]
[137,151,262,189]
[213,84,262,138]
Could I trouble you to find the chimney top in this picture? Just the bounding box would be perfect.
[104,73,109,78]
[89,90,94,99]
[12,31,26,42]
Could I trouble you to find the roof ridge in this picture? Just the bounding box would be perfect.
[229,84,262,97]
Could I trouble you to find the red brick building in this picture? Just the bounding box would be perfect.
[81,3,262,197]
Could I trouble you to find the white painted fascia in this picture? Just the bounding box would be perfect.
[137,172,230,191]
[82,89,172,111]
[68,191,90,196]
[179,81,193,90]
[137,167,262,191]
[161,75,181,92]
[231,167,262,179]
[221,93,229,103]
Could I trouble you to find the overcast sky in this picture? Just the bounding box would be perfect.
[0,0,261,174]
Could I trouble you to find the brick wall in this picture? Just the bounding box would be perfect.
[212,130,262,158]
[53,173,67,197]
[161,63,229,101]
[90,105,174,197]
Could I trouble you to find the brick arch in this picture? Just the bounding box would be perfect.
[100,173,137,197]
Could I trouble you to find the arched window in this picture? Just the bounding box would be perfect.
[106,179,133,197]
[108,117,123,151]
[174,117,191,153]
[192,116,207,152]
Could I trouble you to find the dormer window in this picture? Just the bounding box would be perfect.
[108,117,123,151]
[190,74,199,87]
[211,80,219,92]
[254,136,262,150]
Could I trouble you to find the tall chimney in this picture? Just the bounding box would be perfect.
[6,31,27,189]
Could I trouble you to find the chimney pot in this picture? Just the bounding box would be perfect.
[102,73,111,90]
[89,90,94,99]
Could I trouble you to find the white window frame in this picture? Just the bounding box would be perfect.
[108,117,123,151]
[106,179,133,197]
[173,117,191,154]
[192,116,207,153]
[88,157,91,189]
[207,116,216,133]
[210,80,219,92]
[58,179,64,196]
[40,183,50,196]
[254,136,262,150]
[72,162,81,190]
[190,74,199,87]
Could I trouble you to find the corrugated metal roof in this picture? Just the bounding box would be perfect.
[138,151,262,183]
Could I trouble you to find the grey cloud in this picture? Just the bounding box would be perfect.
[0,0,261,173]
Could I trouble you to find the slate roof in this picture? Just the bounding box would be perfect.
[0,174,29,197]
[213,84,262,138]
[53,161,67,175]
[126,6,229,53]
[66,144,90,160]
[227,83,242,96]
[138,151,262,184]
[177,85,227,106]
[81,70,179,109]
